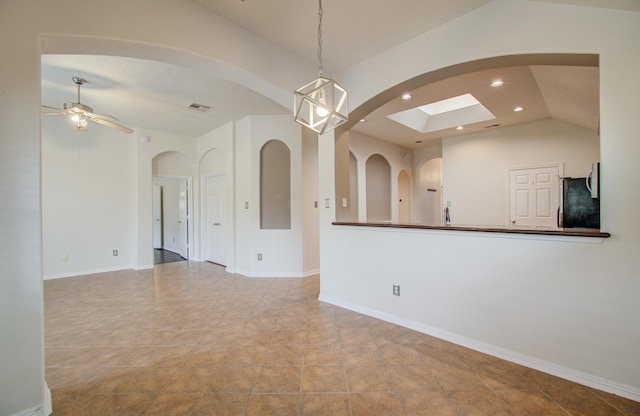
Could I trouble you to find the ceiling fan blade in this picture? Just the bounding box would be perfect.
[41,105,70,116]
[88,116,134,134]
[42,105,65,111]
[87,112,119,122]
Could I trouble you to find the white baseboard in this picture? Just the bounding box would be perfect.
[10,383,52,416]
[134,264,154,271]
[44,265,133,280]
[234,269,306,278]
[319,294,640,403]
[302,268,320,277]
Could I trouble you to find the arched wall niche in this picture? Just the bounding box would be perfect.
[365,154,391,222]
[260,139,291,230]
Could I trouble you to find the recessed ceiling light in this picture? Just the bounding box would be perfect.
[401,93,412,100]
[456,126,464,130]
[359,118,366,123]
[490,80,504,87]
[513,106,525,112]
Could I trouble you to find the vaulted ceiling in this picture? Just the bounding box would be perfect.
[39,0,623,146]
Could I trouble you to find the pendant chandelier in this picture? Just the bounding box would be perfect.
[293,0,348,134]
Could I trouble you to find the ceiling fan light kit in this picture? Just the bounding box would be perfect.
[42,76,134,134]
[293,0,348,135]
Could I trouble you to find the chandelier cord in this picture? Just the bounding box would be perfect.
[317,0,323,76]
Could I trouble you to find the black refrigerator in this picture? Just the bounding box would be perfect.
[558,176,600,229]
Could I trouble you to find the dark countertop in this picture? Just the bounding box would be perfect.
[332,221,610,238]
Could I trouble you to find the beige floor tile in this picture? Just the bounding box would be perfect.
[192,393,251,416]
[245,393,299,416]
[44,263,639,415]
[349,392,404,416]
[305,344,342,365]
[378,343,423,365]
[264,344,305,365]
[205,366,262,393]
[430,363,490,392]
[495,389,571,415]
[90,393,156,416]
[299,393,350,416]
[345,365,394,393]
[387,365,441,391]
[137,393,202,416]
[449,390,516,415]
[302,365,348,393]
[254,366,303,393]
[399,390,458,416]
[341,343,382,365]
[545,385,627,415]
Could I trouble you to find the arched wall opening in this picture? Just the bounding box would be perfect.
[152,151,195,261]
[338,53,599,228]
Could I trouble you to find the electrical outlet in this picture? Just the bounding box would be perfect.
[61,255,69,263]
[112,249,118,256]
[393,285,400,296]
[257,253,262,261]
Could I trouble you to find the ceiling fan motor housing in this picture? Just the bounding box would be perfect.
[63,102,93,114]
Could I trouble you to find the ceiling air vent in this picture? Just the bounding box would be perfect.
[188,103,211,112]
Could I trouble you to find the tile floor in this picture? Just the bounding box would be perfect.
[45,261,640,415]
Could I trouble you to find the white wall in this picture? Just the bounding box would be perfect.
[234,115,306,277]
[321,0,640,401]
[442,118,599,227]
[42,118,136,279]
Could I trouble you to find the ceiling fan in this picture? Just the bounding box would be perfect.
[42,77,134,134]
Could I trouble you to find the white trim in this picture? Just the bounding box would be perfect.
[233,269,307,278]
[302,268,320,277]
[44,265,133,280]
[319,294,640,403]
[135,264,154,271]
[10,383,51,416]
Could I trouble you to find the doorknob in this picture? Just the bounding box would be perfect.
[213,222,221,226]
[512,220,516,224]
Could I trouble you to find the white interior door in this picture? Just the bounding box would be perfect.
[398,170,411,223]
[509,166,559,229]
[205,175,225,265]
[177,179,189,259]
[152,184,163,249]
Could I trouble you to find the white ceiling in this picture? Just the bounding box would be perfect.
[41,0,610,144]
